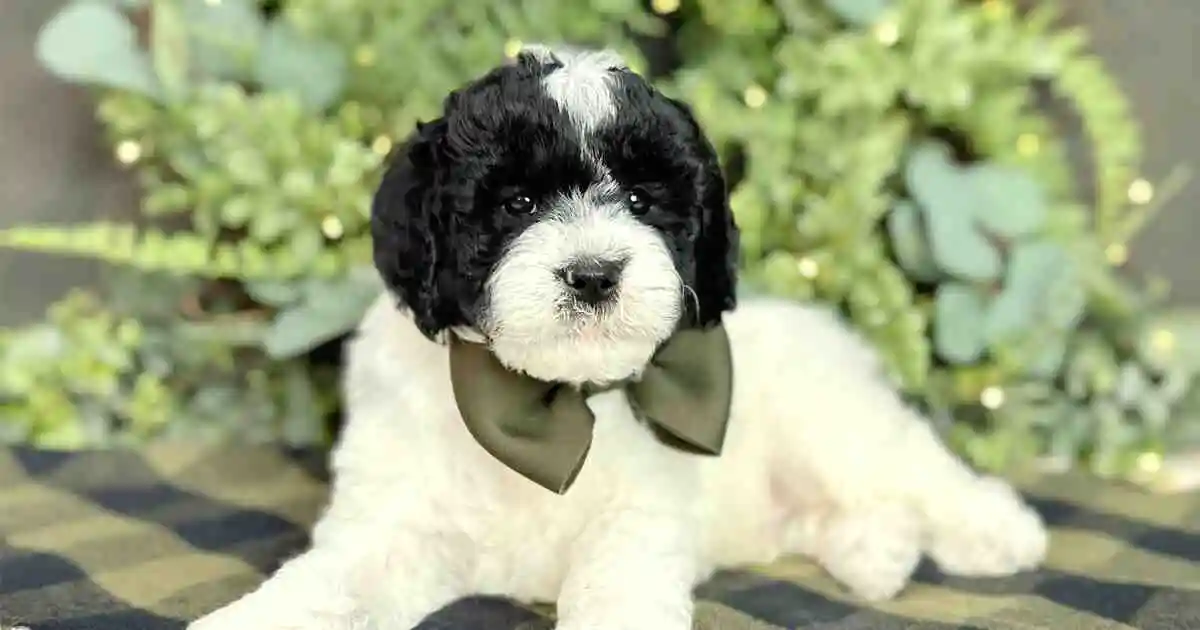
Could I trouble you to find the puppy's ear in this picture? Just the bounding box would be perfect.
[669,98,740,328]
[370,118,468,340]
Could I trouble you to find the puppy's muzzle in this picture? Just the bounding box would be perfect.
[557,258,625,306]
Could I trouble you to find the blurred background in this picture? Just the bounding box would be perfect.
[0,0,1197,488]
[4,0,1197,325]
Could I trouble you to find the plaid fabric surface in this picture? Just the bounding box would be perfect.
[1,445,1197,630]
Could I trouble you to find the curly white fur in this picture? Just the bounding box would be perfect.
[190,294,1047,630]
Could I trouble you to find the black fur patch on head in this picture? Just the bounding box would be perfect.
[371,51,739,339]
[595,71,738,328]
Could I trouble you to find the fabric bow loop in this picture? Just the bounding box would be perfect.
[449,325,734,494]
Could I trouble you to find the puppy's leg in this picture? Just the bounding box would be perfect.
[555,507,696,630]
[921,473,1048,577]
[188,521,466,630]
[187,545,362,630]
[350,522,471,628]
[784,502,922,602]
[770,363,1046,598]
[833,395,1048,579]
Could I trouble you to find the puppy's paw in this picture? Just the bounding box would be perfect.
[187,598,357,630]
[816,504,922,602]
[187,605,252,630]
[927,476,1047,577]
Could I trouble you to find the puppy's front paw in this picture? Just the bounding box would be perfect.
[187,604,251,630]
[815,504,923,602]
[927,476,1047,577]
[187,597,353,630]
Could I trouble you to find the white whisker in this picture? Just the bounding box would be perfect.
[682,283,700,320]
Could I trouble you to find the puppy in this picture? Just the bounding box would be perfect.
[190,45,1047,630]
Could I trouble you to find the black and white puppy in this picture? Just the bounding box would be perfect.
[190,45,1046,630]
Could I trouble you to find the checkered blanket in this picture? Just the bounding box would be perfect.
[1,445,1197,630]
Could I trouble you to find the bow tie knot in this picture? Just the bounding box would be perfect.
[448,325,734,494]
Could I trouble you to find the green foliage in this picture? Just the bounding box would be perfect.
[825,0,893,27]
[178,0,264,82]
[904,141,1006,282]
[253,268,383,359]
[0,285,335,447]
[36,1,163,99]
[4,0,1198,484]
[933,283,988,364]
[254,17,348,112]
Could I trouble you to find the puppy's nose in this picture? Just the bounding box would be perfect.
[558,259,624,305]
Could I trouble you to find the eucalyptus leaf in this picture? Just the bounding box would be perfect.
[255,19,347,112]
[1045,267,1088,331]
[970,165,1049,238]
[300,267,384,307]
[825,0,892,27]
[245,280,303,307]
[985,241,1070,343]
[905,142,1002,281]
[904,142,956,203]
[1028,332,1070,379]
[262,268,382,359]
[934,283,989,364]
[926,209,1003,282]
[182,0,264,81]
[983,293,1029,347]
[886,201,939,282]
[36,1,162,99]
[262,303,358,359]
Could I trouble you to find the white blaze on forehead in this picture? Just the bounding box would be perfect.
[522,44,626,135]
[546,179,625,223]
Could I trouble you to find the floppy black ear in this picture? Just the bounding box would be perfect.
[669,98,740,328]
[370,117,468,340]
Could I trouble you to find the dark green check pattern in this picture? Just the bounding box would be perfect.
[1,445,1197,629]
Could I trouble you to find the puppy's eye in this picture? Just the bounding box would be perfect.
[503,194,535,214]
[627,190,653,215]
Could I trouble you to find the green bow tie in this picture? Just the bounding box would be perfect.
[448,325,734,494]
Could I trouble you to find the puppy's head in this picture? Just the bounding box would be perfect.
[371,45,738,384]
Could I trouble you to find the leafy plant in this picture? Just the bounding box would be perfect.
[2,0,1196,484]
[0,283,336,447]
[36,1,164,99]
